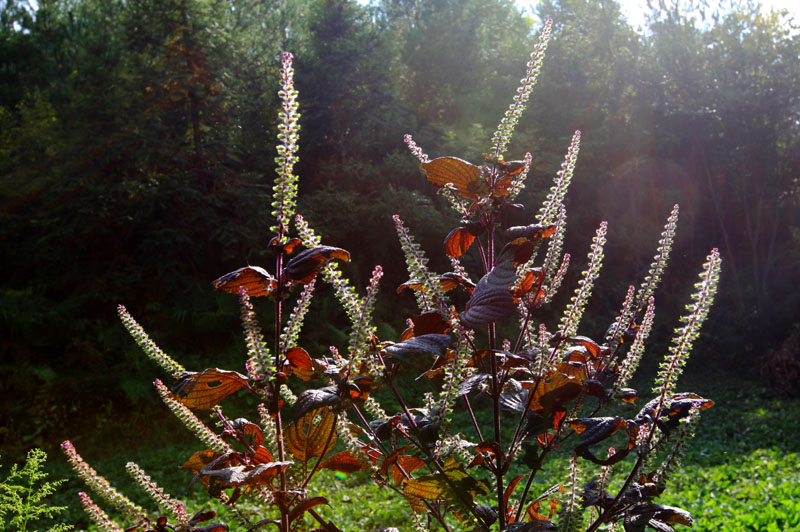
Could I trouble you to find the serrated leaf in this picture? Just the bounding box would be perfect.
[318,451,367,473]
[190,524,228,532]
[286,407,337,462]
[504,224,557,243]
[181,450,217,474]
[629,503,692,527]
[171,369,250,410]
[525,373,583,415]
[567,417,626,445]
[383,334,451,363]
[198,462,292,490]
[288,497,329,524]
[420,157,484,199]
[391,455,427,485]
[292,386,341,422]
[402,457,489,515]
[504,521,558,531]
[458,373,490,396]
[444,226,478,258]
[397,272,474,294]
[284,246,350,284]
[212,266,277,297]
[400,311,451,341]
[224,418,264,448]
[460,248,518,329]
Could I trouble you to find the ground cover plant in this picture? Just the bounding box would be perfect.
[0,448,72,532]
[61,21,725,532]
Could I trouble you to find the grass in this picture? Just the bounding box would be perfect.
[22,372,800,531]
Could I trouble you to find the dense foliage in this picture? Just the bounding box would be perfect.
[56,22,728,531]
[1,0,798,463]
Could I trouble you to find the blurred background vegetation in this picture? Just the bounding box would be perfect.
[1,0,798,469]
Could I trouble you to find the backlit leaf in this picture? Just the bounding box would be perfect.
[171,369,250,410]
[319,451,366,473]
[400,311,451,341]
[513,268,545,300]
[391,455,427,485]
[397,273,474,294]
[268,236,303,255]
[444,227,477,258]
[224,418,264,448]
[284,347,314,380]
[504,224,557,243]
[284,246,350,284]
[181,450,217,474]
[420,157,484,199]
[198,462,292,489]
[286,407,337,462]
[525,373,583,415]
[402,457,489,515]
[212,266,277,297]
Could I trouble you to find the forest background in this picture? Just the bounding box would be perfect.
[1,0,799,500]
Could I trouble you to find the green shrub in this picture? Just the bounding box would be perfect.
[0,448,72,532]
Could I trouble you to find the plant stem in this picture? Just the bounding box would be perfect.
[273,252,290,532]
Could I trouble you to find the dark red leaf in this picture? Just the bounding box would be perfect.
[190,525,228,532]
[460,248,518,329]
[504,474,526,507]
[444,227,477,258]
[397,272,474,294]
[420,157,484,199]
[268,236,303,255]
[284,246,350,284]
[171,369,250,410]
[382,334,451,364]
[391,455,427,484]
[400,311,451,341]
[224,418,265,449]
[292,386,341,422]
[212,266,277,297]
[288,497,329,524]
